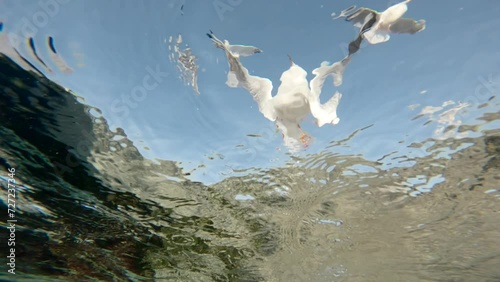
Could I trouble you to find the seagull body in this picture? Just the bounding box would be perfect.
[208,31,346,150]
[272,62,310,123]
[272,59,313,148]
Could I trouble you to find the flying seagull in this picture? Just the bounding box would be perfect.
[208,31,345,151]
[339,0,426,45]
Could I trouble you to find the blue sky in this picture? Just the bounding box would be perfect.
[2,0,499,184]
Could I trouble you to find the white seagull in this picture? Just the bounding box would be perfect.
[208,31,347,151]
[342,0,426,44]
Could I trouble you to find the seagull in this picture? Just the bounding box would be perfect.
[208,31,346,151]
[207,30,262,58]
[341,0,425,44]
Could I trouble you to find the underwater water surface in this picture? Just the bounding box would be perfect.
[1,0,499,281]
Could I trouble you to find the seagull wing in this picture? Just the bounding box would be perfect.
[332,5,357,20]
[207,31,262,57]
[342,8,377,54]
[363,28,391,44]
[208,31,276,121]
[346,8,378,30]
[389,18,426,34]
[362,0,412,44]
[308,56,351,127]
[378,0,409,24]
[228,45,262,57]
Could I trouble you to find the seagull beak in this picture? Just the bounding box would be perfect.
[255,48,263,53]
